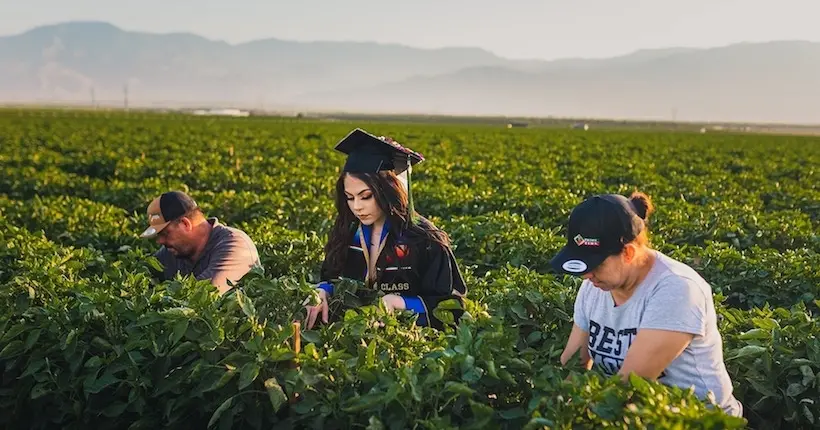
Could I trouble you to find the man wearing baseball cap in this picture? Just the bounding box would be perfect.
[551,191,743,418]
[140,190,261,294]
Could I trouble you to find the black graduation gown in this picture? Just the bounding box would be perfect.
[319,218,467,330]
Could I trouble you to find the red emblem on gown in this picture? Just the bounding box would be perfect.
[385,244,409,263]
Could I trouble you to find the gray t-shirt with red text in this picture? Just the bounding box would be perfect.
[573,250,743,417]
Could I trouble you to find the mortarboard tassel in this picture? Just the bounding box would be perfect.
[406,153,418,226]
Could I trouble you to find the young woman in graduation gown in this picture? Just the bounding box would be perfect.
[304,128,467,330]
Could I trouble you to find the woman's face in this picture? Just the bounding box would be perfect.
[344,173,386,226]
[582,252,629,291]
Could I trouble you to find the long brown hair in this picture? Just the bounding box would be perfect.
[323,170,450,278]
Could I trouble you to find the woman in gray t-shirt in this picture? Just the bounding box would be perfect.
[550,191,743,418]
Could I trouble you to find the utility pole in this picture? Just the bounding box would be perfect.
[123,83,129,111]
[256,94,265,113]
[90,86,96,109]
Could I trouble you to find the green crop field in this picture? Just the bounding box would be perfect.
[0,109,818,429]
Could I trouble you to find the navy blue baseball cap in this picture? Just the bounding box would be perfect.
[550,194,646,275]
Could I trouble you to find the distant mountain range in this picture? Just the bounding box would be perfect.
[1,21,819,123]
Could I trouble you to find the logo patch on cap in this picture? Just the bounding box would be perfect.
[562,259,588,273]
[574,234,600,247]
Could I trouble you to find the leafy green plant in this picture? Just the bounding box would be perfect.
[720,301,820,429]
[1,108,818,428]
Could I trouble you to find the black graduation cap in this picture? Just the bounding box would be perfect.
[334,128,425,225]
[334,128,424,174]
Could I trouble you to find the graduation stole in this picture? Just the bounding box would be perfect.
[358,222,390,285]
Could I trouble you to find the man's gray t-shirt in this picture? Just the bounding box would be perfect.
[155,218,261,291]
[573,250,743,417]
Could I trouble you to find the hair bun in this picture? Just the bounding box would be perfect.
[629,191,654,221]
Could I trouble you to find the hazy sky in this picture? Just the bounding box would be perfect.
[2,0,819,60]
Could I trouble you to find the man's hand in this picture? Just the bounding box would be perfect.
[380,294,406,312]
[304,288,329,329]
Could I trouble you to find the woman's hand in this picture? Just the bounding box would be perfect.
[560,323,588,366]
[304,288,329,329]
[560,348,575,366]
[380,294,406,312]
